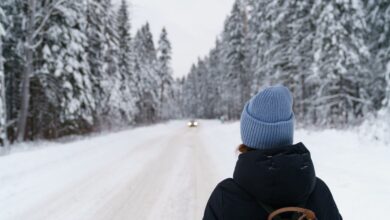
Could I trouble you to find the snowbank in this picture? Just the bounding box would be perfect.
[359,109,390,145]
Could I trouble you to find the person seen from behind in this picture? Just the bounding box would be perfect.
[203,85,342,220]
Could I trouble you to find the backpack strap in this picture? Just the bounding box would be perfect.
[258,200,316,220]
[258,202,283,220]
[268,207,316,220]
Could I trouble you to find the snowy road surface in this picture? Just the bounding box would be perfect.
[1,120,389,219]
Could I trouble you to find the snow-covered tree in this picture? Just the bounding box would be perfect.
[267,0,316,122]
[1,0,24,141]
[29,0,94,139]
[100,0,132,128]
[157,27,174,120]
[15,0,74,141]
[247,0,276,92]
[133,23,160,123]
[87,0,134,129]
[87,0,108,127]
[205,39,224,118]
[172,77,186,118]
[116,0,138,125]
[312,0,371,126]
[182,64,200,118]
[221,0,250,119]
[0,6,8,147]
[364,0,390,110]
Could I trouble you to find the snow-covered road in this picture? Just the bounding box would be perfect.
[0,121,218,220]
[0,120,389,220]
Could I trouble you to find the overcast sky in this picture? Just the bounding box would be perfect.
[112,0,235,78]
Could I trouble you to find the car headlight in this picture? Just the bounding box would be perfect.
[194,122,198,126]
[187,122,192,126]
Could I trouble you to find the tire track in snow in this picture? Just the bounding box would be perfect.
[193,127,219,220]
[143,125,219,220]
[91,129,192,220]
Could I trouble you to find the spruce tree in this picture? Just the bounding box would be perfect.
[205,39,224,118]
[87,0,107,128]
[312,0,370,126]
[282,0,316,122]
[183,64,199,118]
[15,0,77,141]
[1,0,24,141]
[222,0,249,119]
[30,0,94,139]
[133,23,159,123]
[116,0,138,124]
[247,0,277,92]
[364,0,390,109]
[101,0,131,128]
[87,0,129,129]
[157,28,174,120]
[0,6,8,147]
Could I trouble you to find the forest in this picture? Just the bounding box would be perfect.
[0,0,177,146]
[179,0,390,127]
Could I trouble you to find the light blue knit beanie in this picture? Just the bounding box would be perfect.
[240,85,295,149]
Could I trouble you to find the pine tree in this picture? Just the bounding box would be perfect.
[222,0,250,119]
[364,0,390,110]
[205,39,224,118]
[101,0,132,128]
[277,0,316,122]
[157,27,174,120]
[133,23,159,123]
[260,1,294,86]
[1,0,24,141]
[87,0,131,129]
[247,0,277,92]
[0,6,8,147]
[29,0,94,139]
[198,57,215,118]
[182,64,200,118]
[172,77,185,118]
[116,0,138,124]
[14,0,77,141]
[312,0,371,126]
[87,0,107,128]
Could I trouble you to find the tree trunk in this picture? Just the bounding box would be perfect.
[16,0,35,142]
[0,35,9,149]
[160,83,165,120]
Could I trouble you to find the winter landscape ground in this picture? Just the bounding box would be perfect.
[0,120,389,220]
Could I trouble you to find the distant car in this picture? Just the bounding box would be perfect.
[187,120,199,128]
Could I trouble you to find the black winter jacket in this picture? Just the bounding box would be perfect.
[203,143,342,220]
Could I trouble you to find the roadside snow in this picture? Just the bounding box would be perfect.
[0,120,389,220]
[360,109,390,145]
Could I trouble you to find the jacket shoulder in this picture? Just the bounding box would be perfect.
[203,178,267,220]
[307,177,343,220]
[218,178,254,198]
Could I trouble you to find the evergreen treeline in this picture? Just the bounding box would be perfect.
[180,0,390,127]
[0,0,175,146]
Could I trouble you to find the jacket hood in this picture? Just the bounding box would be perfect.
[233,143,316,207]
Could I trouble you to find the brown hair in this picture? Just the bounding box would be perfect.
[237,144,256,154]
